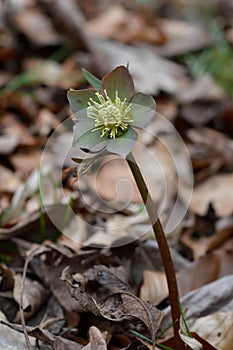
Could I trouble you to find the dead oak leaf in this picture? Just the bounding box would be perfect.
[83,326,109,350]
[190,173,233,217]
[0,320,82,350]
[61,267,163,349]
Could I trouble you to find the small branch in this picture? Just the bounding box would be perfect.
[20,253,33,350]
[19,246,45,350]
[126,152,185,350]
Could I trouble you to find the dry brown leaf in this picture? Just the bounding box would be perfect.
[92,265,130,292]
[0,320,83,350]
[22,58,82,89]
[156,97,178,122]
[181,225,233,260]
[189,312,233,350]
[0,263,14,291]
[0,134,19,155]
[83,326,109,350]
[11,149,42,178]
[190,173,233,217]
[87,130,180,207]
[0,203,67,240]
[101,292,163,345]
[0,112,31,141]
[13,273,49,321]
[188,127,233,170]
[161,275,233,330]
[154,19,212,57]
[87,156,140,203]
[140,270,168,305]
[13,6,61,45]
[0,318,36,349]
[177,246,233,297]
[96,40,187,95]
[86,5,166,45]
[177,75,227,103]
[61,267,163,347]
[132,240,190,288]
[0,165,21,193]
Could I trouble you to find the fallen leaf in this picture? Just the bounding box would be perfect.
[13,6,61,46]
[177,246,233,296]
[140,270,168,305]
[187,127,233,170]
[1,165,51,225]
[92,265,130,292]
[87,156,141,203]
[0,165,21,194]
[11,149,42,178]
[13,273,49,321]
[189,312,233,350]
[0,317,36,350]
[190,173,233,217]
[83,326,109,350]
[161,275,233,330]
[0,320,83,350]
[86,5,166,45]
[95,40,187,95]
[177,75,227,103]
[0,263,14,291]
[154,19,212,57]
[61,267,164,347]
[181,224,233,260]
[0,134,19,155]
[23,59,82,89]
[132,240,191,288]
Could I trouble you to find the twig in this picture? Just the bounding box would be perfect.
[20,247,44,350]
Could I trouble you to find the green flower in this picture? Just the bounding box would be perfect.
[68,66,156,159]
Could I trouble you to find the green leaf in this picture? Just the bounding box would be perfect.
[82,68,102,90]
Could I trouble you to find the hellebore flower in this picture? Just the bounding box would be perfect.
[68,65,156,162]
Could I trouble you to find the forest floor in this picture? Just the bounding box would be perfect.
[0,1,233,349]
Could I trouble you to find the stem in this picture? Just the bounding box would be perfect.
[127,152,184,350]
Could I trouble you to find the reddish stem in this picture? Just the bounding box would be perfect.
[127,152,184,349]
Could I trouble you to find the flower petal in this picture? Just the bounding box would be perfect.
[106,127,137,158]
[102,66,134,101]
[73,122,108,152]
[130,93,156,128]
[67,89,99,117]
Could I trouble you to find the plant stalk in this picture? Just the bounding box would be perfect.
[126,152,184,350]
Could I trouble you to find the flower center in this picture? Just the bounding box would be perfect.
[87,90,133,138]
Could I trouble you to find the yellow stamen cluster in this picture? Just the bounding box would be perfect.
[87,90,133,138]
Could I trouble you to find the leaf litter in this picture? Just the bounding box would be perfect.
[0,0,233,349]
